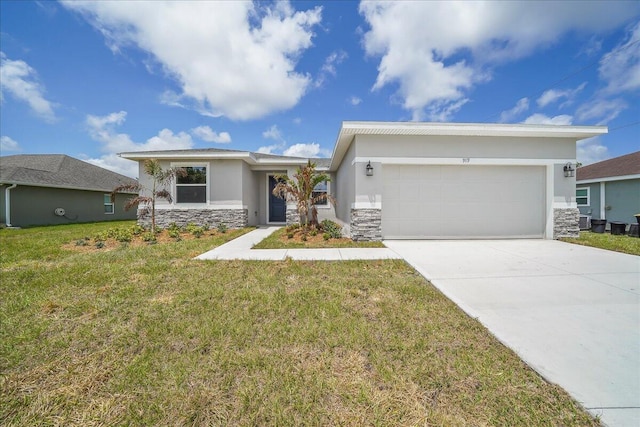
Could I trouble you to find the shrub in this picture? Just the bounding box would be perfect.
[217,223,228,234]
[323,233,331,241]
[115,229,133,242]
[287,232,294,239]
[167,222,181,233]
[130,224,145,235]
[168,229,180,239]
[95,241,105,249]
[75,239,88,247]
[142,232,156,242]
[321,219,342,239]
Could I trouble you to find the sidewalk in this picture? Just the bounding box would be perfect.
[195,226,401,261]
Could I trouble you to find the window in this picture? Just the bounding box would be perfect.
[104,194,114,214]
[576,187,589,206]
[176,166,207,203]
[312,180,329,207]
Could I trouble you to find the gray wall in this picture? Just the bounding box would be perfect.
[577,183,600,218]
[335,139,356,223]
[0,184,136,227]
[242,162,259,226]
[578,179,639,223]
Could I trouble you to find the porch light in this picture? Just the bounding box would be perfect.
[563,162,575,178]
[366,161,374,176]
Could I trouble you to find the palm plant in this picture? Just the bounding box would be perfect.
[112,159,186,234]
[272,160,335,228]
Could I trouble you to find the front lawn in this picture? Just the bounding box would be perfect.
[1,222,598,426]
[561,230,640,256]
[253,226,385,249]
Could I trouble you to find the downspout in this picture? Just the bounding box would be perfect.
[5,183,17,227]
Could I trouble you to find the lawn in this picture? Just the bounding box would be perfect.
[253,226,385,249]
[1,222,599,426]
[561,230,640,256]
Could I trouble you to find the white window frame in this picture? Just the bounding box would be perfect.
[576,187,590,207]
[104,194,114,215]
[172,163,209,205]
[312,180,331,209]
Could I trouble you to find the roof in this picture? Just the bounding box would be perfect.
[119,148,331,168]
[576,151,640,182]
[330,121,608,170]
[0,154,138,193]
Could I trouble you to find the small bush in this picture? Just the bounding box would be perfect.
[217,223,228,234]
[321,219,342,239]
[168,229,180,239]
[323,233,331,241]
[75,239,88,246]
[131,224,145,235]
[301,234,307,242]
[142,232,156,242]
[167,222,181,233]
[286,223,300,233]
[115,229,133,242]
[95,241,105,249]
[310,229,317,237]
[287,232,294,239]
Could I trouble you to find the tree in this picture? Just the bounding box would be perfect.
[272,160,335,227]
[112,159,186,234]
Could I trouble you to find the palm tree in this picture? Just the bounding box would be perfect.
[112,159,186,234]
[272,160,335,227]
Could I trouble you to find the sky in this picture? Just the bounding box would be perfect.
[1,1,639,178]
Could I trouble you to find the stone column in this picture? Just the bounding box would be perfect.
[553,208,580,238]
[350,208,382,241]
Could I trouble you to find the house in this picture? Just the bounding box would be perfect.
[0,154,138,227]
[119,121,606,240]
[576,150,640,226]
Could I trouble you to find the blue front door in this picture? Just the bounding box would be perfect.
[269,175,286,222]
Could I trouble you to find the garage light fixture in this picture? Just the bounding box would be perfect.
[563,162,575,178]
[366,161,374,176]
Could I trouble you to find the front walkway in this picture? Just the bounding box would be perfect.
[195,226,401,261]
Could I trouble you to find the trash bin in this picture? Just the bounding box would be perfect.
[629,223,639,238]
[610,221,627,235]
[591,219,607,233]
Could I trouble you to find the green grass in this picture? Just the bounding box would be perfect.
[561,230,640,256]
[1,222,599,426]
[253,226,386,249]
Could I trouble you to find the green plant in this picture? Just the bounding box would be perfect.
[217,223,228,234]
[95,241,105,249]
[130,224,145,235]
[75,239,88,246]
[287,232,294,239]
[321,219,342,239]
[272,160,335,227]
[167,222,181,233]
[323,233,331,241]
[142,232,156,243]
[168,229,181,239]
[114,228,133,242]
[112,159,187,234]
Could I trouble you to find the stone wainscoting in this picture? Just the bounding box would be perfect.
[138,208,248,229]
[350,208,382,241]
[553,207,580,239]
[286,207,300,226]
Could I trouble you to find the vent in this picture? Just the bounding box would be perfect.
[54,208,66,217]
[579,215,591,230]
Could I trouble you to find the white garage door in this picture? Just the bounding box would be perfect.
[382,165,545,239]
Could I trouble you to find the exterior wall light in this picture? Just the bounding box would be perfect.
[366,161,374,176]
[563,162,575,178]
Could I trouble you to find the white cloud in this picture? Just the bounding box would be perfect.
[258,124,286,154]
[599,20,640,95]
[191,125,231,143]
[537,82,587,108]
[577,136,609,165]
[522,113,573,125]
[359,1,638,121]
[315,50,347,88]
[0,135,21,152]
[349,96,362,106]
[282,142,328,158]
[262,124,284,141]
[0,52,56,123]
[575,98,627,124]
[84,111,194,177]
[499,97,529,123]
[62,1,322,120]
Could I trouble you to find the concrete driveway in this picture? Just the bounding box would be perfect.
[384,239,640,427]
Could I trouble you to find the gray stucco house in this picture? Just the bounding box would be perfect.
[120,121,606,240]
[576,150,640,226]
[0,154,138,227]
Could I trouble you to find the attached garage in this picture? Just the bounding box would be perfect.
[382,164,545,239]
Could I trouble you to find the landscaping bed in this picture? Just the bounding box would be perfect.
[253,221,385,249]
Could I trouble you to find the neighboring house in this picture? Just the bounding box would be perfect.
[576,151,640,225]
[0,154,138,227]
[120,121,606,240]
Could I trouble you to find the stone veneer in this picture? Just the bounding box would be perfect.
[350,208,382,241]
[138,208,248,229]
[286,207,300,226]
[553,207,580,239]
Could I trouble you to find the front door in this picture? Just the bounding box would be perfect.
[269,175,286,223]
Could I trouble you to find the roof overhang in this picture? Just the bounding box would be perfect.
[118,151,311,167]
[0,180,138,194]
[329,121,608,170]
[577,174,640,184]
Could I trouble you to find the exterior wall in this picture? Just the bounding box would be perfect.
[350,208,382,241]
[335,140,356,224]
[242,162,259,226]
[553,208,580,238]
[604,179,640,223]
[0,184,136,227]
[138,208,247,229]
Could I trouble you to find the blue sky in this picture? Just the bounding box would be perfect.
[1,1,639,178]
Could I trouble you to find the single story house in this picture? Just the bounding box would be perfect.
[576,150,640,226]
[120,121,606,240]
[0,154,138,227]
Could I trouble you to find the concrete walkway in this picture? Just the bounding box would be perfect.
[195,226,401,261]
[384,239,640,427]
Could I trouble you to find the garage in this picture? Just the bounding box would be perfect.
[382,164,546,239]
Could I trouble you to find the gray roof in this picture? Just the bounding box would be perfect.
[0,154,138,193]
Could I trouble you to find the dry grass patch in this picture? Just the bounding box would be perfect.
[1,222,599,426]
